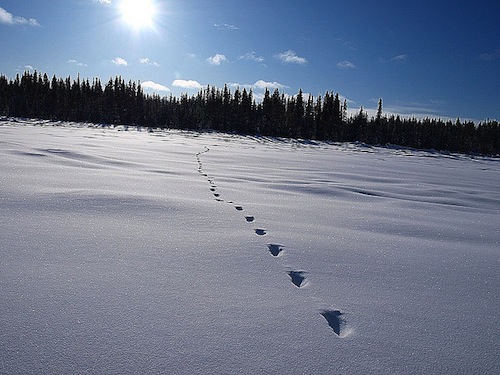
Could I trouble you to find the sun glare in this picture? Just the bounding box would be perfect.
[119,0,156,29]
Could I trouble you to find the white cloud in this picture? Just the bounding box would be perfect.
[67,59,88,67]
[239,52,265,63]
[253,80,288,90]
[276,50,307,65]
[225,81,290,99]
[359,101,449,121]
[172,79,203,90]
[141,81,170,92]
[337,60,356,69]
[206,54,229,66]
[390,54,407,62]
[213,23,239,30]
[0,7,40,26]
[139,57,160,67]
[93,0,112,4]
[111,57,128,66]
[252,92,265,102]
[227,82,253,90]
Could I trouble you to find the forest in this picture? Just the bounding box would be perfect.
[0,71,498,155]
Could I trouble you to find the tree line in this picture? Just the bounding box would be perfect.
[0,71,498,155]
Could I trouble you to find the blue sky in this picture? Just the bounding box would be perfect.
[1,0,499,121]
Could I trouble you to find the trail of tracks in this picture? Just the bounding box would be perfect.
[196,147,347,336]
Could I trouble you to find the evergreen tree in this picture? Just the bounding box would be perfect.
[376,98,383,123]
[0,70,497,155]
[303,94,315,140]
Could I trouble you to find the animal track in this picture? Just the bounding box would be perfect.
[196,147,226,203]
[320,310,344,336]
[196,146,348,336]
[287,270,306,287]
[267,244,283,257]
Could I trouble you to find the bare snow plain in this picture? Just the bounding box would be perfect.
[1,119,499,374]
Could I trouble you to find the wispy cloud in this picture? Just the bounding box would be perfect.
[172,79,203,90]
[379,54,408,63]
[111,57,128,66]
[340,94,356,106]
[67,59,88,67]
[429,99,446,106]
[206,54,229,66]
[337,61,356,69]
[353,99,473,122]
[335,38,357,52]
[139,57,160,67]
[276,50,308,65]
[213,23,239,30]
[480,48,500,61]
[19,65,34,72]
[365,101,443,120]
[141,81,170,92]
[93,0,112,4]
[239,51,265,63]
[0,6,40,26]
[390,54,407,62]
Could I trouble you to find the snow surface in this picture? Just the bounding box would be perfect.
[1,119,499,374]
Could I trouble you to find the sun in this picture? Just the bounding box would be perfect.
[119,0,156,29]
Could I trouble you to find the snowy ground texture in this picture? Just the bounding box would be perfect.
[1,118,499,374]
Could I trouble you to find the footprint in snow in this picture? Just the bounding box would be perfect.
[267,244,283,257]
[287,270,306,287]
[320,310,344,336]
[197,147,347,334]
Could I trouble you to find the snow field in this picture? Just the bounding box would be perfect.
[1,119,499,374]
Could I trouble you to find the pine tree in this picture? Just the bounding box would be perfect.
[222,84,231,131]
[0,71,495,155]
[303,94,315,140]
[376,98,383,122]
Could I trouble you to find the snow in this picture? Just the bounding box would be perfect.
[1,119,499,374]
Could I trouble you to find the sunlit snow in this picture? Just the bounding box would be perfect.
[1,119,499,374]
